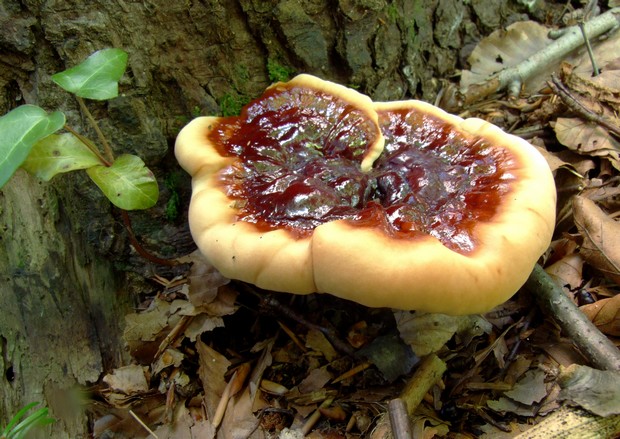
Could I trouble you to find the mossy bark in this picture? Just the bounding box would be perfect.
[0,171,131,438]
[0,0,545,435]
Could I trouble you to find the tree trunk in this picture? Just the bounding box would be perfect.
[0,171,132,438]
[0,0,539,436]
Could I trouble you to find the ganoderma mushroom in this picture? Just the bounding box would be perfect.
[175,74,556,315]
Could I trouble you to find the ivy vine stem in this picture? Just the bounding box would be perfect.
[120,209,178,267]
[63,124,112,167]
[76,96,115,163]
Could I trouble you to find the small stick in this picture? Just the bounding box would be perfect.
[212,369,237,428]
[578,22,600,76]
[579,0,601,76]
[129,409,158,438]
[547,75,620,137]
[154,314,193,360]
[277,321,307,352]
[301,397,334,435]
[331,362,371,384]
[399,354,447,415]
[76,96,116,163]
[388,398,413,439]
[525,264,620,371]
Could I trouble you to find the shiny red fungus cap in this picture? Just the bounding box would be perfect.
[175,74,556,315]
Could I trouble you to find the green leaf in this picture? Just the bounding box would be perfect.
[2,402,54,439]
[86,154,159,210]
[51,48,128,100]
[21,133,102,180]
[0,105,66,188]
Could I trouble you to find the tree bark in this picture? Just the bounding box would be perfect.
[0,0,544,436]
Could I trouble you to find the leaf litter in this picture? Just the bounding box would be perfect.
[92,8,620,439]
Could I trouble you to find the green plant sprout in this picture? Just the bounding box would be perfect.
[0,48,158,210]
[1,402,55,439]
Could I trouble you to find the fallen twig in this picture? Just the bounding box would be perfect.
[388,398,413,439]
[398,354,447,415]
[525,264,620,371]
[547,74,620,138]
[456,8,619,108]
[514,406,620,439]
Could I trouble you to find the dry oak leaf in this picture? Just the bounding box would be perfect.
[573,195,620,285]
[580,294,620,337]
[554,118,620,170]
[545,253,584,294]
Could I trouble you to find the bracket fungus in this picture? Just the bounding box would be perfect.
[175,75,556,315]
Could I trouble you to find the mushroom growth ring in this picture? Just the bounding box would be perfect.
[175,75,556,315]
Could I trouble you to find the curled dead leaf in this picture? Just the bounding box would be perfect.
[580,294,620,337]
[554,117,620,169]
[102,364,149,395]
[545,253,584,295]
[573,196,620,285]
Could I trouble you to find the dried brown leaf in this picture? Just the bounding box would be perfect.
[182,250,230,307]
[580,294,620,337]
[196,340,230,422]
[487,396,537,417]
[152,403,198,439]
[573,31,620,87]
[229,362,252,398]
[152,348,185,375]
[573,196,620,284]
[305,328,338,362]
[102,364,149,394]
[503,369,548,405]
[124,299,170,343]
[534,144,570,173]
[298,366,333,394]
[184,313,224,341]
[554,117,620,168]
[545,253,584,293]
[219,387,266,439]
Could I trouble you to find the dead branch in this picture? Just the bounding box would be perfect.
[458,8,619,108]
[514,406,620,439]
[398,354,447,414]
[547,74,620,138]
[525,264,620,371]
[388,398,413,439]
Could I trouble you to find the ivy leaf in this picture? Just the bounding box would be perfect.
[0,105,65,188]
[51,48,128,100]
[21,133,102,181]
[86,154,159,210]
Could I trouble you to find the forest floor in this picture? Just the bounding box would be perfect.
[90,8,620,439]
